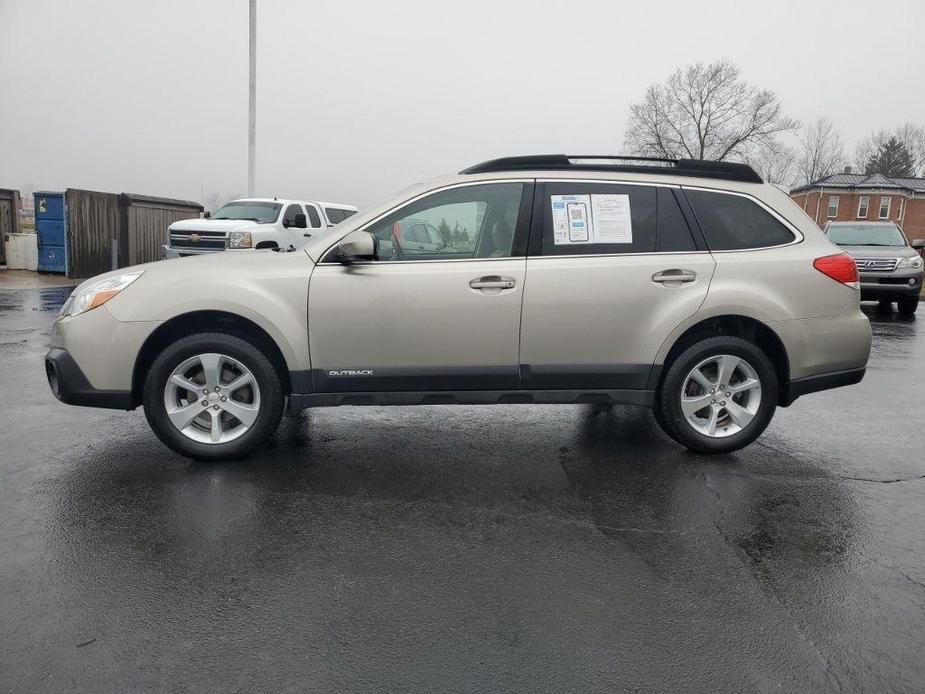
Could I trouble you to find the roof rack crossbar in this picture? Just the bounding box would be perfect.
[460,154,763,184]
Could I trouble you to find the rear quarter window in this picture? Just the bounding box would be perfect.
[685,189,795,250]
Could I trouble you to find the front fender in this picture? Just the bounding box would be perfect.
[105,253,313,371]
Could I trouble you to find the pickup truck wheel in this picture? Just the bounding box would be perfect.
[898,295,919,317]
[143,332,284,461]
[656,336,778,454]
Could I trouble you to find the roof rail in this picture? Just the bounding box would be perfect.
[460,155,763,184]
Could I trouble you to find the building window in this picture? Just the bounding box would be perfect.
[879,197,891,219]
[827,196,839,218]
[857,196,869,219]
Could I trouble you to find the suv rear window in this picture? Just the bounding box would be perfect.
[325,208,345,224]
[686,189,795,250]
[540,183,697,255]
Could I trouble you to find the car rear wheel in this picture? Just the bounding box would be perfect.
[143,332,284,460]
[656,336,778,454]
[898,295,919,317]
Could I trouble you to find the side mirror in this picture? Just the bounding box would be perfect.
[294,213,307,229]
[911,239,925,250]
[334,230,376,263]
[203,211,211,219]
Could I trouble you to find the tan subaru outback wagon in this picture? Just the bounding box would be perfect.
[46,156,872,460]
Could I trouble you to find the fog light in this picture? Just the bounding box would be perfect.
[910,278,918,286]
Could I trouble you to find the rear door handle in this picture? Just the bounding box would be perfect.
[652,269,697,284]
[469,275,516,290]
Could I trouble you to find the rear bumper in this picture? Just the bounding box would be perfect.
[783,367,865,406]
[45,347,134,410]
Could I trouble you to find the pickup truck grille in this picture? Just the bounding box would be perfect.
[169,230,226,250]
[854,257,898,272]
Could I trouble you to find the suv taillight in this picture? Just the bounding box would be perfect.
[813,253,859,289]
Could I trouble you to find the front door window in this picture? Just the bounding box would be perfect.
[364,183,525,261]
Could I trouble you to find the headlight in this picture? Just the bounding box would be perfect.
[897,255,923,270]
[62,271,144,317]
[228,231,252,249]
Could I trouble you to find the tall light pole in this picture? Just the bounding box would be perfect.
[247,0,256,197]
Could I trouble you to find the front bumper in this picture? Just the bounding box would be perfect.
[47,305,161,410]
[45,348,134,409]
[162,244,223,259]
[859,269,923,299]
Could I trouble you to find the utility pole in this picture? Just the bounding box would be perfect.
[247,0,256,196]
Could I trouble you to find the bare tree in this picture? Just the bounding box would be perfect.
[203,191,242,215]
[795,116,845,185]
[623,59,799,163]
[855,123,925,176]
[748,145,798,188]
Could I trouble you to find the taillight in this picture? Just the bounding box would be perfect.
[813,253,859,289]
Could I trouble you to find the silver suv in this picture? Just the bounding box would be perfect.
[823,221,924,316]
[45,156,872,460]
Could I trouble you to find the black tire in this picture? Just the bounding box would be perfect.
[897,295,919,317]
[877,299,894,312]
[143,332,284,461]
[655,336,778,454]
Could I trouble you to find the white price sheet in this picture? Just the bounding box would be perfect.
[551,193,633,245]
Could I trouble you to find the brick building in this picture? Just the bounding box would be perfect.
[790,172,925,240]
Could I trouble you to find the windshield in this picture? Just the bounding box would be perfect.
[827,223,906,247]
[212,201,281,223]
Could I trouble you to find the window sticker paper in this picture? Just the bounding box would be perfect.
[551,193,633,244]
[590,194,632,243]
[551,194,593,244]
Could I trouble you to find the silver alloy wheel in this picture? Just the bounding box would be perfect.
[680,354,762,438]
[163,353,261,444]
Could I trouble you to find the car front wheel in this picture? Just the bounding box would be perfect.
[656,336,778,454]
[143,332,284,460]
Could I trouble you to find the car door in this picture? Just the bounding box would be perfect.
[518,181,715,391]
[308,181,533,393]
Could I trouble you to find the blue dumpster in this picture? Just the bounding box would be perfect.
[35,192,67,273]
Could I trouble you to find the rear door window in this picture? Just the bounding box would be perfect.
[305,204,322,228]
[539,183,697,255]
[685,189,795,250]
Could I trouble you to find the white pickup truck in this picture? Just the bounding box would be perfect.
[163,198,358,258]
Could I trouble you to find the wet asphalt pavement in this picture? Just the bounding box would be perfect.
[0,286,923,693]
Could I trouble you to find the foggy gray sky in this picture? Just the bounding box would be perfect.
[2,0,924,209]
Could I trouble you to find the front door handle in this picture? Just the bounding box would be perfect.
[652,269,697,284]
[469,275,516,290]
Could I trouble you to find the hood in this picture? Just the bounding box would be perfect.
[836,245,916,259]
[70,248,315,299]
[167,217,263,233]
